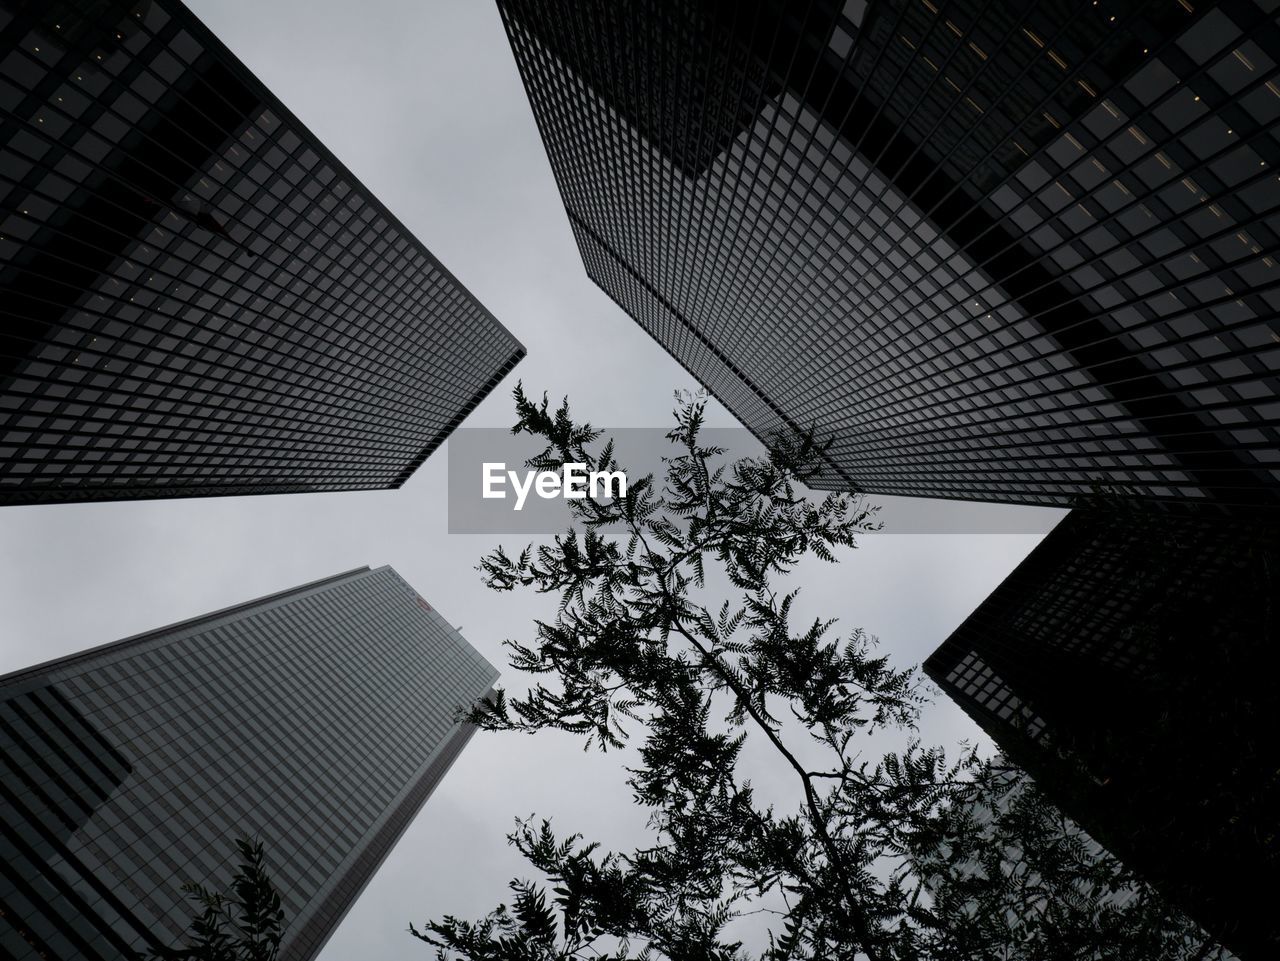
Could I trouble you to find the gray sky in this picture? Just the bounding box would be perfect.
[0,0,1064,956]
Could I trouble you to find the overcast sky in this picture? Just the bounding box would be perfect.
[0,0,1065,956]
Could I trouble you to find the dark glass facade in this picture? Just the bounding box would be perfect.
[498,0,1280,506]
[0,565,500,961]
[923,504,1279,959]
[0,0,523,505]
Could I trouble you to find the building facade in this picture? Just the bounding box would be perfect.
[0,565,499,961]
[499,3,1279,953]
[0,0,523,505]
[498,0,1280,506]
[923,504,1278,959]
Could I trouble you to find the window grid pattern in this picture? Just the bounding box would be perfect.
[0,0,523,505]
[499,0,1280,506]
[924,505,1270,747]
[0,566,499,961]
[940,650,1047,737]
[924,504,1280,957]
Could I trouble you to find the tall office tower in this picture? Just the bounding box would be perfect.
[497,0,1280,506]
[0,566,499,961]
[0,0,523,505]
[923,505,1279,959]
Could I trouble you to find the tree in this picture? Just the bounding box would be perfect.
[412,385,1224,961]
[139,837,284,961]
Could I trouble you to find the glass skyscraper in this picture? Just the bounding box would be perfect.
[0,0,523,505]
[497,0,1279,506]
[494,6,1279,953]
[923,504,1278,959]
[0,565,499,961]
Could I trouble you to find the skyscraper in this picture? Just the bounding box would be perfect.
[494,3,1280,952]
[0,0,523,505]
[0,565,499,961]
[497,0,1279,506]
[923,504,1279,959]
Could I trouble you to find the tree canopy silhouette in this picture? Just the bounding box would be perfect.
[412,385,1223,961]
[140,837,283,961]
